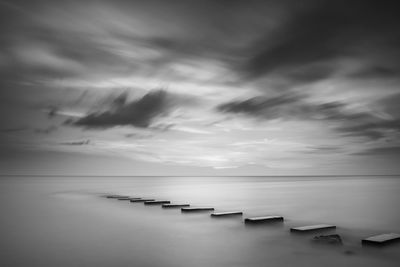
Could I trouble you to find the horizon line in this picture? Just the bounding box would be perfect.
[1,174,399,177]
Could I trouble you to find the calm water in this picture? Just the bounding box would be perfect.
[0,176,399,267]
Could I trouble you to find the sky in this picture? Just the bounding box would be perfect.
[1,0,400,176]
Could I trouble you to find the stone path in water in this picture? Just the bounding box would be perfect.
[104,194,400,247]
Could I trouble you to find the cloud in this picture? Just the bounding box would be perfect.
[3,0,399,96]
[302,145,344,155]
[217,93,351,121]
[336,119,400,140]
[1,0,400,175]
[73,90,171,128]
[217,92,395,140]
[124,133,153,139]
[217,93,304,119]
[354,146,400,156]
[34,125,58,134]
[218,90,400,143]
[241,0,400,84]
[60,140,90,146]
[337,93,400,140]
[349,66,399,80]
[45,106,58,118]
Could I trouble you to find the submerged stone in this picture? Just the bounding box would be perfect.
[106,195,128,199]
[312,234,343,245]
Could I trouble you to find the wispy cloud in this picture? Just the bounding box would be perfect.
[60,140,90,146]
[354,146,400,156]
[217,92,395,141]
[73,90,171,128]
[1,0,400,174]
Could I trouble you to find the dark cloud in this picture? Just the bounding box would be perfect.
[242,0,400,83]
[111,92,128,108]
[336,93,400,139]
[73,90,171,128]
[355,146,400,156]
[245,12,340,78]
[349,66,399,80]
[2,0,399,91]
[217,93,397,140]
[354,146,400,156]
[337,120,400,140]
[45,106,59,118]
[217,93,361,122]
[217,93,304,119]
[334,93,400,140]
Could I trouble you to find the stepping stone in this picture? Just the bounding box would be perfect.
[362,233,400,246]
[129,197,141,201]
[244,215,284,223]
[130,198,155,203]
[144,200,171,205]
[106,195,128,199]
[291,224,336,233]
[181,207,214,212]
[162,204,190,208]
[211,211,243,217]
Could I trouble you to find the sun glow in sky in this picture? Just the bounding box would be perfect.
[1,0,400,175]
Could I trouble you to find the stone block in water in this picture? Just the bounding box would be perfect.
[144,200,171,205]
[362,233,400,246]
[244,216,284,223]
[291,224,336,233]
[162,204,190,208]
[211,211,243,217]
[181,207,215,212]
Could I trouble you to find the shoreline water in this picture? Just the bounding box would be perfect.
[1,176,399,267]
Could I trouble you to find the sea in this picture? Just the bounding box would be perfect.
[0,175,399,267]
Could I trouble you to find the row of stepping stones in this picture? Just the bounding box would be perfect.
[105,195,400,247]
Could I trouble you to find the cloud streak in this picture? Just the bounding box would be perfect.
[217,92,397,141]
[74,90,171,128]
[60,140,90,146]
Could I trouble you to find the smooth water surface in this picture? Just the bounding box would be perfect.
[0,176,399,267]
